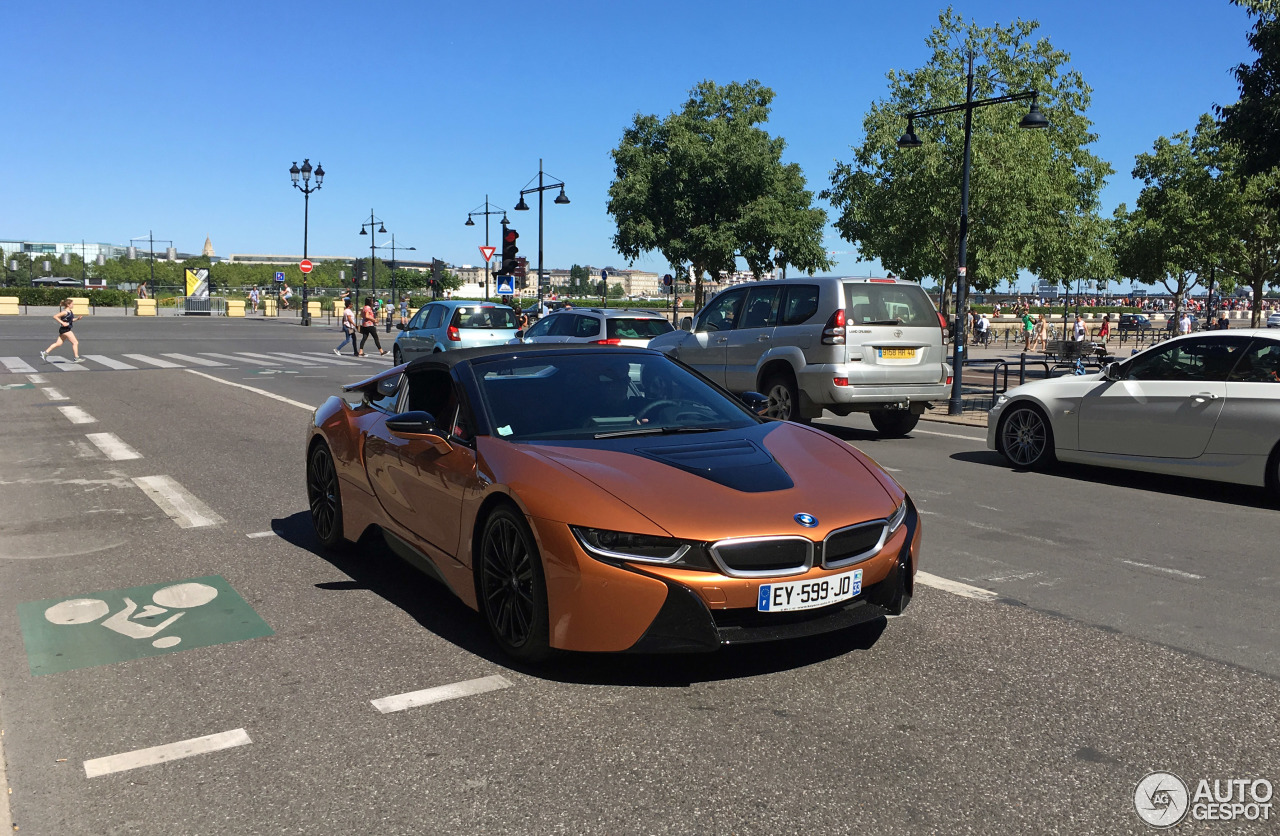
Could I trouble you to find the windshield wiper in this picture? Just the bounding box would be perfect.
[594,426,732,438]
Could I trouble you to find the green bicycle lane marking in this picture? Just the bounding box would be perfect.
[19,575,273,676]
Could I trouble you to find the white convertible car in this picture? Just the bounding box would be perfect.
[988,329,1280,498]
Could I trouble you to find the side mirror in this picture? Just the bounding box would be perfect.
[386,410,452,452]
[739,391,770,416]
[1103,362,1122,382]
[679,316,693,331]
[515,329,524,338]
[396,322,407,331]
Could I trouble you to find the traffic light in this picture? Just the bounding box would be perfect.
[500,228,519,275]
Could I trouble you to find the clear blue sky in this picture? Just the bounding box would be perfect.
[1,1,1253,285]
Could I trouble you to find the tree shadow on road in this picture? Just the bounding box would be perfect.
[272,510,890,687]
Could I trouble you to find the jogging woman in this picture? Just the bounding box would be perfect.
[358,297,386,356]
[41,299,84,363]
[334,299,358,356]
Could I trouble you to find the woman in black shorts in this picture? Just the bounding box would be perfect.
[41,298,84,363]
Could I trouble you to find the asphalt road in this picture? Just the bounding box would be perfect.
[0,316,1277,835]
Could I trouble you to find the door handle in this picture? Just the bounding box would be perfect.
[1191,393,1218,403]
[715,337,728,343]
[757,335,771,342]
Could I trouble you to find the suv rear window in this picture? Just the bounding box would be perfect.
[451,306,517,329]
[843,283,937,327]
[608,317,674,340]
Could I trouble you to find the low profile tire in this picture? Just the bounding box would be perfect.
[307,441,345,549]
[869,409,920,438]
[763,372,808,423]
[478,505,551,663]
[998,404,1056,470]
[393,346,402,365]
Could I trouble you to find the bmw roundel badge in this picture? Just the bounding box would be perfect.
[794,513,818,528]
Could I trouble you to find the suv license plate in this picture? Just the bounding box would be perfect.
[880,348,916,359]
[758,569,863,612]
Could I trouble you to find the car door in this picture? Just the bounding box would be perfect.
[411,304,446,355]
[520,314,557,343]
[401,306,431,359]
[1077,336,1247,458]
[1207,337,1280,459]
[679,288,747,386]
[723,284,780,392]
[361,375,424,530]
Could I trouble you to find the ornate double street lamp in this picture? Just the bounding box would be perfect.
[358,211,388,303]
[465,196,509,301]
[289,159,324,326]
[375,234,415,332]
[514,159,570,307]
[898,50,1049,415]
[128,231,175,298]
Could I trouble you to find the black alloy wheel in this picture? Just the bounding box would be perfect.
[307,442,345,548]
[869,409,920,438]
[478,506,551,663]
[998,404,1056,469]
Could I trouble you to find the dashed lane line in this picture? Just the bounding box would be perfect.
[372,675,513,714]
[83,728,252,778]
[85,432,143,461]
[915,571,1000,602]
[41,387,68,401]
[246,530,277,539]
[183,369,314,411]
[57,405,96,425]
[26,374,47,384]
[131,475,225,528]
[1121,559,1204,581]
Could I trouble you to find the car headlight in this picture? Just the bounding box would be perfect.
[886,499,908,534]
[571,527,691,565]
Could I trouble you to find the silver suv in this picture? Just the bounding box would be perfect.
[515,307,674,347]
[647,277,950,436]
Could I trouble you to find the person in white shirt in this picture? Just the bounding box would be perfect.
[334,299,358,355]
[1178,312,1192,334]
[1073,314,1087,341]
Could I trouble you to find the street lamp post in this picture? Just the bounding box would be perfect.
[514,159,570,307]
[358,211,388,305]
[289,159,325,326]
[465,196,509,301]
[375,234,416,332]
[129,231,174,299]
[898,50,1049,414]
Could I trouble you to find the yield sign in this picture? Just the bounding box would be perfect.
[299,259,313,274]
[478,246,496,262]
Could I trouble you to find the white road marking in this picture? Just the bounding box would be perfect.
[162,353,227,367]
[184,369,314,411]
[246,530,277,539]
[272,351,359,366]
[371,675,513,714]
[201,352,266,365]
[2,357,38,373]
[41,387,69,401]
[57,405,96,424]
[227,352,286,366]
[83,728,252,778]
[122,353,184,368]
[915,571,1000,601]
[46,357,87,371]
[85,432,143,461]
[131,475,225,528]
[1121,560,1204,581]
[235,351,321,366]
[27,374,47,383]
[82,354,138,370]
[913,427,986,442]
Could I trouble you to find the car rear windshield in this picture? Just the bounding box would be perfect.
[451,306,517,329]
[607,318,674,340]
[843,283,937,327]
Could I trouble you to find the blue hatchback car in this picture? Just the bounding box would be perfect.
[393,300,520,364]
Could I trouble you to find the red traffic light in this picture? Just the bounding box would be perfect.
[504,229,518,243]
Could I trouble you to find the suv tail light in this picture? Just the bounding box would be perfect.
[592,338,622,345]
[937,312,948,331]
[822,308,846,345]
[447,325,461,341]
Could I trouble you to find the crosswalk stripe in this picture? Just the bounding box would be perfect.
[122,354,184,368]
[82,354,139,370]
[234,351,321,366]
[272,351,359,366]
[1,357,38,374]
[162,353,227,367]
[202,352,277,366]
[46,357,88,371]
[311,352,388,364]
[85,432,142,460]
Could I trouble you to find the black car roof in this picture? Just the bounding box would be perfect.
[403,342,663,373]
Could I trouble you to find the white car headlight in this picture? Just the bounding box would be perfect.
[571,527,691,564]
[886,499,908,534]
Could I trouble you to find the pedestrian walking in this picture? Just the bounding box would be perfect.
[358,296,386,356]
[1021,309,1035,350]
[334,299,358,356]
[1073,314,1087,342]
[249,286,260,313]
[1094,314,1111,347]
[399,294,410,329]
[1030,314,1048,352]
[41,299,85,363]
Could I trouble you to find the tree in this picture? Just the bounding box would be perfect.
[822,11,1112,315]
[1218,1,1280,188]
[608,79,831,309]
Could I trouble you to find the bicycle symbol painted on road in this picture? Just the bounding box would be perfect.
[19,575,274,676]
[43,581,221,649]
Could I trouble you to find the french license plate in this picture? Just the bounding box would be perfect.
[757,569,863,612]
[880,347,916,359]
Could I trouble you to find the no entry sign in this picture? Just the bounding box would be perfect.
[299,259,313,273]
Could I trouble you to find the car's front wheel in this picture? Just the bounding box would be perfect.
[869,409,920,437]
[393,346,402,364]
[998,404,1056,469]
[478,505,551,663]
[306,441,345,549]
[762,372,808,423]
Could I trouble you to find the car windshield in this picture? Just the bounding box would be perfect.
[844,283,937,326]
[607,318,674,340]
[475,353,758,441]
[452,306,517,329]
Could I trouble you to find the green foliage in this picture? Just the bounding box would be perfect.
[0,288,136,306]
[1219,3,1280,193]
[608,79,832,308]
[822,10,1112,313]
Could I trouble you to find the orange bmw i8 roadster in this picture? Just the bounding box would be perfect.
[305,345,921,662]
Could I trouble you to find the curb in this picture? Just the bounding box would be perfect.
[0,689,10,833]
